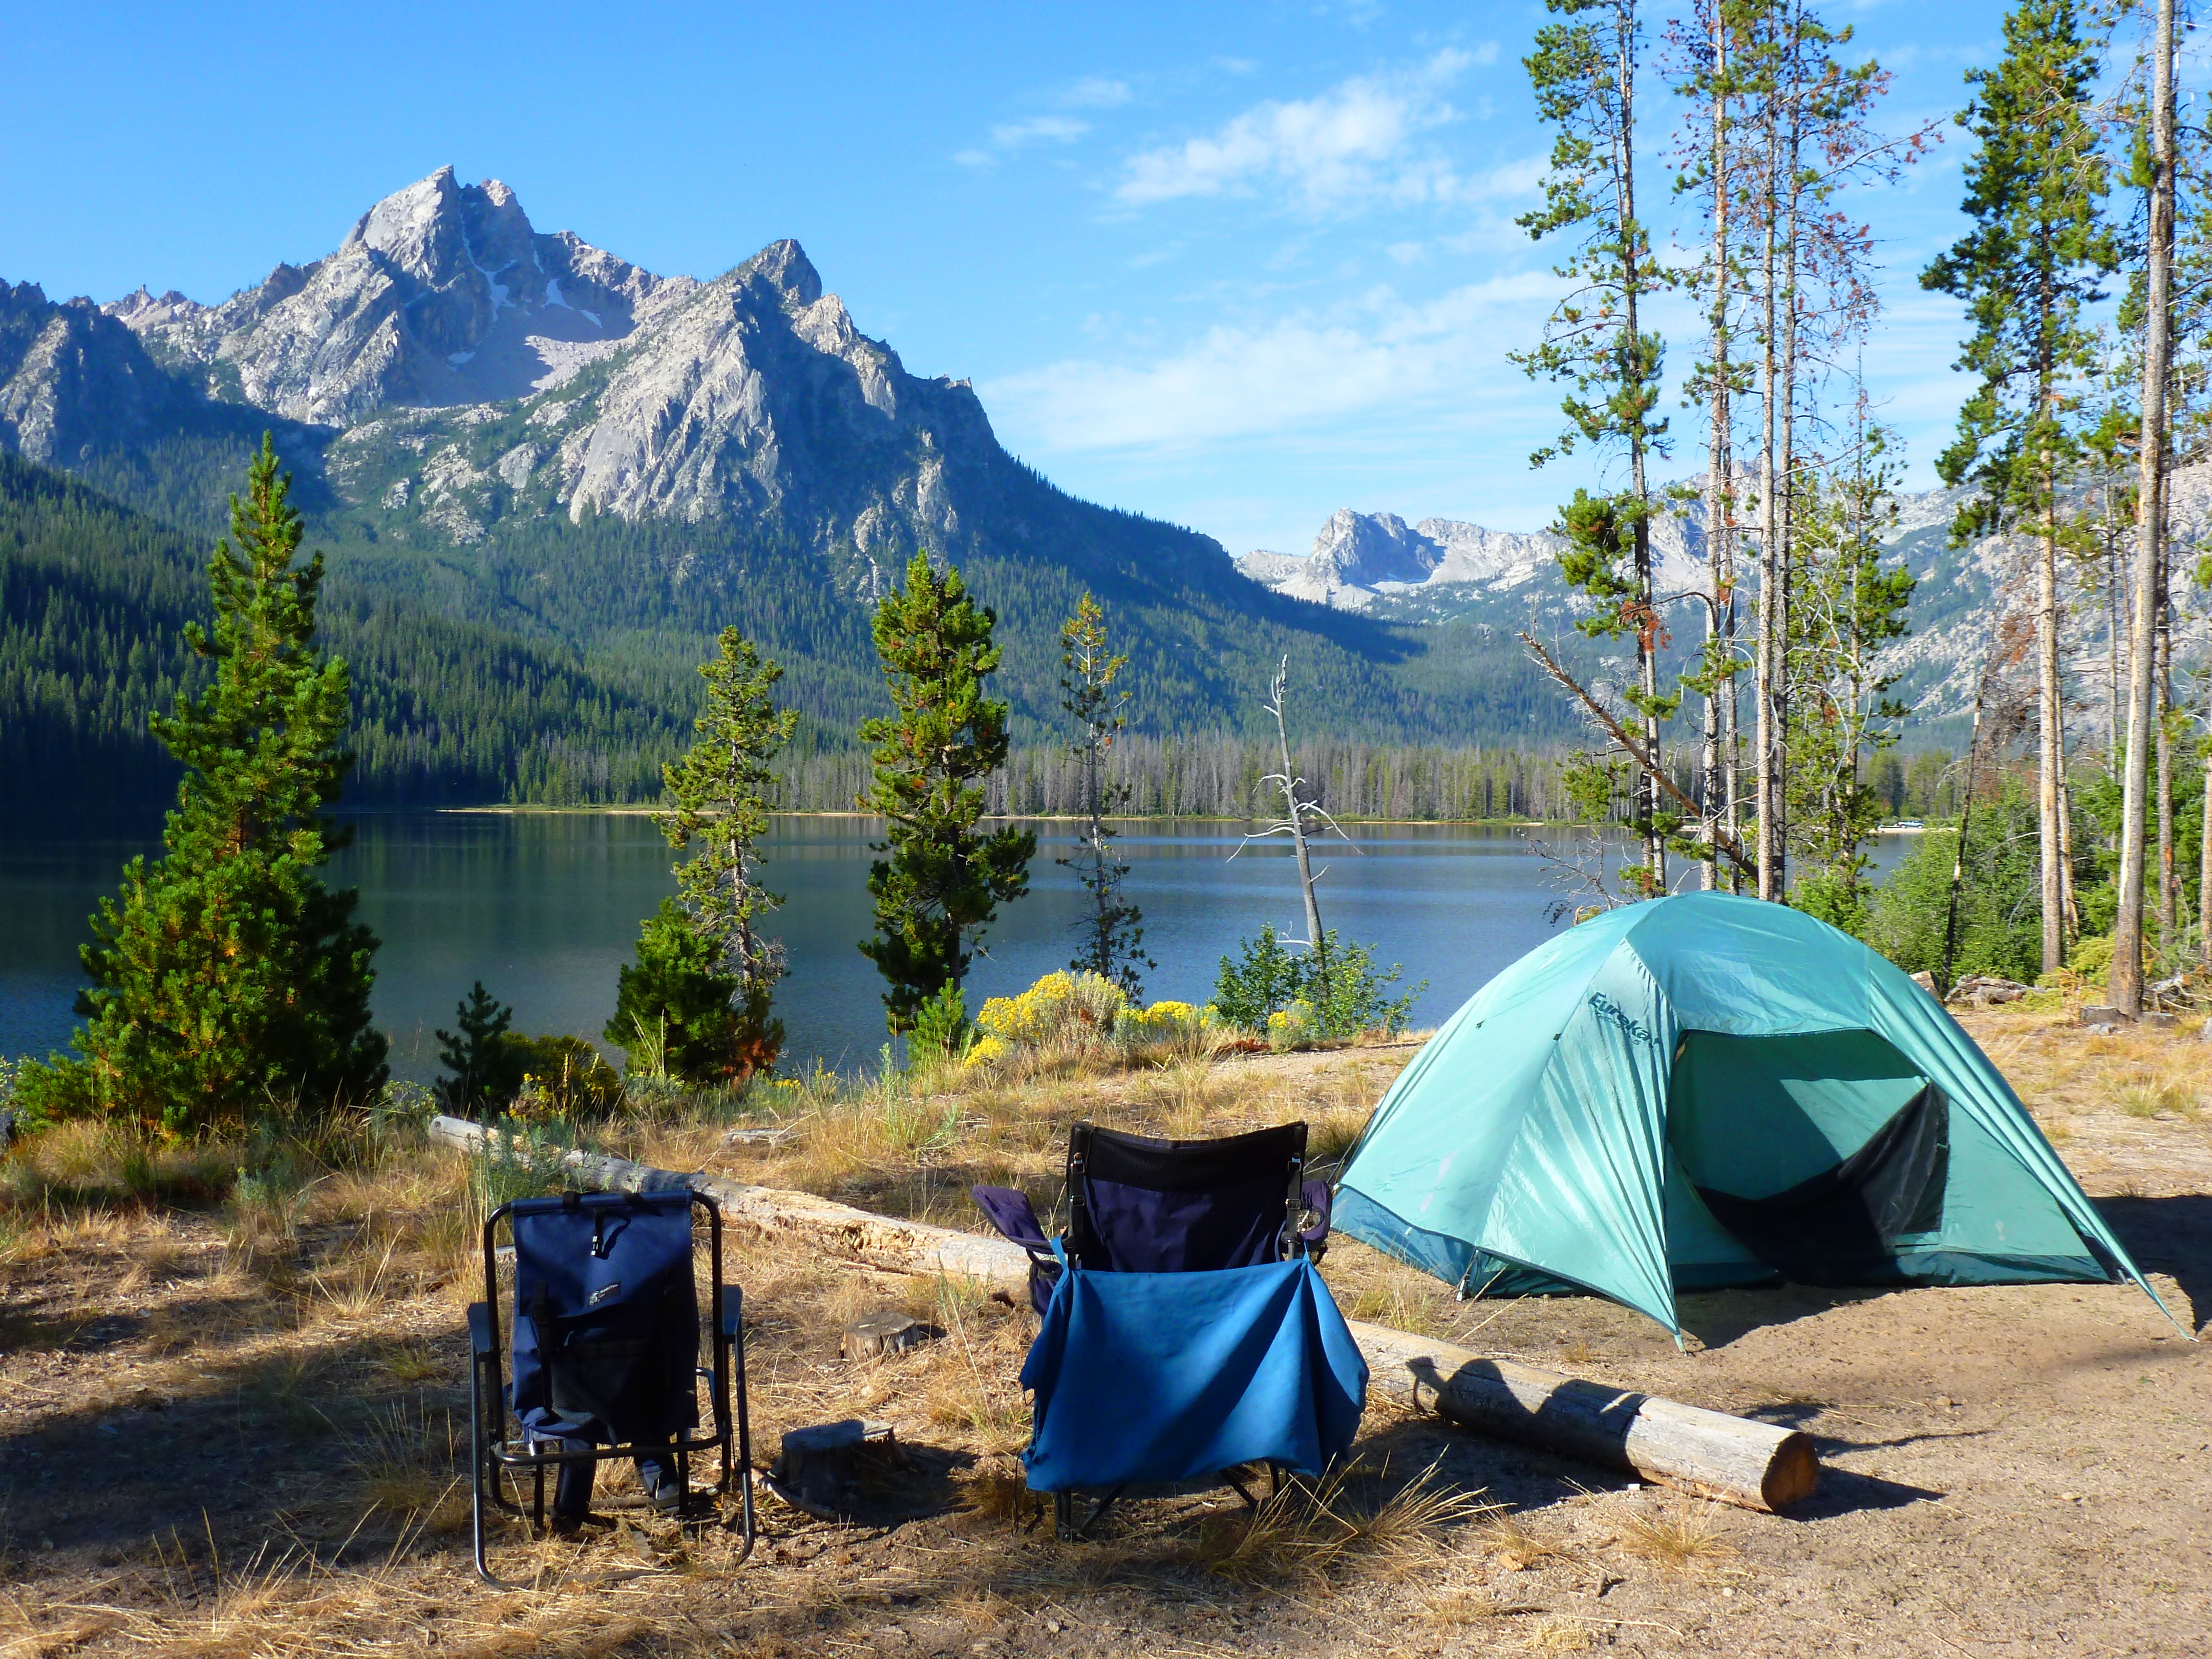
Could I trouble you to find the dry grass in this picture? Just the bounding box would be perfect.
[1481,1511,1575,1572]
[1617,1501,1737,1572]
[1194,1460,1494,1587]
[341,1400,472,1534]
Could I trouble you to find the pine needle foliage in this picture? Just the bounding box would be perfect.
[608,626,797,1083]
[1058,592,1151,998]
[22,437,386,1133]
[435,982,525,1112]
[858,554,1035,1033]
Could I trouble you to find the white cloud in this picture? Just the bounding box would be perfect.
[1115,49,1479,213]
[1061,76,1131,109]
[991,115,1091,150]
[981,272,1560,454]
[956,114,1093,169]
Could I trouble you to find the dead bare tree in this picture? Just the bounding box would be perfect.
[1230,656,1359,993]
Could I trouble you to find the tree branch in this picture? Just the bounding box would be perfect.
[1518,630,1757,880]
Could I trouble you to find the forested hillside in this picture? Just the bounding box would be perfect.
[3,451,1598,823]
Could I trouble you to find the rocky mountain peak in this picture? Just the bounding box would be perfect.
[92,167,695,424]
[738,239,823,308]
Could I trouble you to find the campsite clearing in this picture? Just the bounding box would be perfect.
[1,1005,2206,1657]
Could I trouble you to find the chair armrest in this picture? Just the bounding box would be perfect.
[467,1302,495,1357]
[1299,1180,1334,1247]
[720,1286,744,1339]
[970,1184,1051,1251]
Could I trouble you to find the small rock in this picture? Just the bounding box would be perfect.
[720,1125,795,1149]
[2140,1011,2178,1031]
[1935,1395,1954,1409]
[2060,1492,2081,1503]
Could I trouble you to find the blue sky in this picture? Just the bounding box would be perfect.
[4,2,2065,556]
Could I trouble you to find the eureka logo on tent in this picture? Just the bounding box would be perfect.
[1587,992,1656,1047]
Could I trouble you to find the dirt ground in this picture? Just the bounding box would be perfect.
[2,1007,2208,1658]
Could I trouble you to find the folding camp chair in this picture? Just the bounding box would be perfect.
[972,1121,1362,1540]
[468,1188,755,1582]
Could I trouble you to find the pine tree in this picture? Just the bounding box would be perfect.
[858,554,1034,1033]
[1921,0,2117,974]
[608,626,796,1081]
[608,899,776,1082]
[1058,593,1151,998]
[1782,414,1917,921]
[436,982,526,1111]
[1513,0,1680,895]
[22,437,385,1132]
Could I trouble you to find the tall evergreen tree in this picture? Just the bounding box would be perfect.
[22,437,385,1132]
[608,626,796,1082]
[1514,0,1680,896]
[1922,0,2116,974]
[1058,593,1151,998]
[858,554,1034,1033]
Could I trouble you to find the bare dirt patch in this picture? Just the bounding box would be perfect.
[3,1011,2206,1656]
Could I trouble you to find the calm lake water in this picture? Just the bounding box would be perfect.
[0,816,1911,1081]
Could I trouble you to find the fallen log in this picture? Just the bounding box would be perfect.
[429,1115,1817,1512]
[1349,1322,1817,1513]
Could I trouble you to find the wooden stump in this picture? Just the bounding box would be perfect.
[767,1419,903,1520]
[842,1310,928,1361]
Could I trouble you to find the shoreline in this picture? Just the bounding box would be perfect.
[427,805,1566,828]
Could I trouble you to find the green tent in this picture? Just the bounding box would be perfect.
[1334,892,2176,1336]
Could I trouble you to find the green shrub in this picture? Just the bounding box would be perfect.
[503,1035,624,1118]
[908,984,972,1070]
[1215,926,1421,1042]
[606,898,782,1086]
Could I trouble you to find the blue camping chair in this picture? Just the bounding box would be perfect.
[467,1189,755,1581]
[972,1121,1367,1539]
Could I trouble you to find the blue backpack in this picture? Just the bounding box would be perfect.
[507,1191,700,1444]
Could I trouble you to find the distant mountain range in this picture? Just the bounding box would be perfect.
[1232,468,2212,734]
[13,164,2185,820]
[2,168,1636,817]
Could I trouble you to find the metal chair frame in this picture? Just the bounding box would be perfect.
[468,1188,755,1582]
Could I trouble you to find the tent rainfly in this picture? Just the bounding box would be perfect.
[1334,893,2181,1338]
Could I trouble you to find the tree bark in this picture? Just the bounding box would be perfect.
[1703,8,1732,894]
[2115,0,2175,1015]
[2039,491,2065,974]
[2156,575,2176,947]
[1756,86,1782,902]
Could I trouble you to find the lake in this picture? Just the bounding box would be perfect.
[0,816,1911,1080]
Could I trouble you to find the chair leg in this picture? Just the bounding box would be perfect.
[471,1353,492,1583]
[731,1338,756,1563]
[1054,1487,1125,1542]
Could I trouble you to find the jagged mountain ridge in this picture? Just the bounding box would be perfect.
[2,166,1594,767]
[1235,479,2208,734]
[106,168,695,424]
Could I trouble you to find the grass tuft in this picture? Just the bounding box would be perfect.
[1617,1500,1736,1571]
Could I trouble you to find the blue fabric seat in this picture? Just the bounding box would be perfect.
[973,1120,1368,1536]
[467,1187,755,1581]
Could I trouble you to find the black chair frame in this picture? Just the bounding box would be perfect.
[468,1188,755,1582]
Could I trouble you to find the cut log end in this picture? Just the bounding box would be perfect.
[1760,1431,1821,1511]
[767,1419,902,1521]
[841,1310,927,1361]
